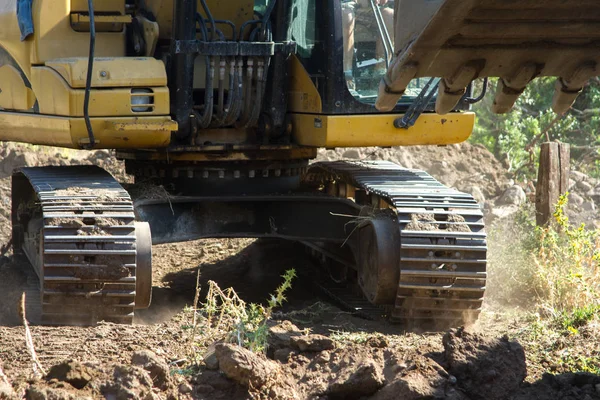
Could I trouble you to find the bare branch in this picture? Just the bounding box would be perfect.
[20,293,47,378]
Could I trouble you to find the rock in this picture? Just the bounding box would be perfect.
[443,328,526,400]
[267,320,303,353]
[372,356,466,400]
[577,180,593,193]
[342,149,361,159]
[568,192,584,207]
[178,382,193,394]
[101,365,156,400]
[582,201,596,212]
[571,170,589,182]
[465,186,485,206]
[273,348,293,363]
[290,334,335,352]
[328,360,384,399]
[587,185,600,203]
[314,351,331,364]
[366,336,389,349]
[496,185,526,206]
[215,343,298,398]
[26,385,91,400]
[487,205,519,224]
[45,361,93,390]
[203,346,219,370]
[131,350,171,390]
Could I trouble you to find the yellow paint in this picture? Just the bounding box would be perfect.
[0,112,173,149]
[46,57,167,88]
[0,65,36,110]
[31,0,126,64]
[0,1,33,84]
[288,55,322,114]
[291,113,475,147]
[31,67,169,117]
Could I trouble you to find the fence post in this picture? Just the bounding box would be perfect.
[535,142,570,226]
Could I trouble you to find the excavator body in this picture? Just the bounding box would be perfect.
[0,0,596,325]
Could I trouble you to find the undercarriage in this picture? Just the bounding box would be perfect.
[12,160,486,326]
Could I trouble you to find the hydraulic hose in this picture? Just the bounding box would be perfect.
[84,0,96,148]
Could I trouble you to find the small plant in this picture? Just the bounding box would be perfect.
[186,269,296,357]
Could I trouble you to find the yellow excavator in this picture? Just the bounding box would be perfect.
[0,0,597,325]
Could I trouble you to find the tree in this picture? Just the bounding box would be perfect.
[470,78,600,179]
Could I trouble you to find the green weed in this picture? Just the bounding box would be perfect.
[186,269,296,358]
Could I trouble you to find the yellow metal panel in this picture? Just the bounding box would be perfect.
[70,0,125,13]
[288,55,322,114]
[31,67,169,117]
[0,1,33,83]
[291,113,475,148]
[31,0,125,64]
[0,112,173,149]
[0,65,36,110]
[46,57,167,88]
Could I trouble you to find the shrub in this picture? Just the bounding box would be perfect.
[487,195,600,314]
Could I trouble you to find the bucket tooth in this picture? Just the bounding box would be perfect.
[492,63,540,114]
[436,62,481,114]
[552,62,597,114]
[376,62,418,111]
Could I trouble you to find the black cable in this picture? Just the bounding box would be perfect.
[260,0,277,38]
[464,78,488,104]
[84,0,96,148]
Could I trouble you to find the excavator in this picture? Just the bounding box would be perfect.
[0,0,597,325]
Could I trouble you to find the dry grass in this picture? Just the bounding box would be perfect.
[486,197,600,314]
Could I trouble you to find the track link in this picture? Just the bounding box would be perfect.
[13,166,140,325]
[309,160,487,326]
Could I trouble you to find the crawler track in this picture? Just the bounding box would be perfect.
[13,166,145,325]
[308,160,487,326]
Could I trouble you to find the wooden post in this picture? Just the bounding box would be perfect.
[535,142,570,226]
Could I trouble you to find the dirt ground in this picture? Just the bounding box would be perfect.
[0,142,598,400]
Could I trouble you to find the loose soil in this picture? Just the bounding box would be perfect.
[0,142,598,399]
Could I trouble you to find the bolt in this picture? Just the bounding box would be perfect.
[100,71,107,78]
[455,252,461,258]
[431,263,437,270]
[450,264,458,271]
[428,251,434,257]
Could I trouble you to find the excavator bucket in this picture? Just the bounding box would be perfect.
[377,0,600,115]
